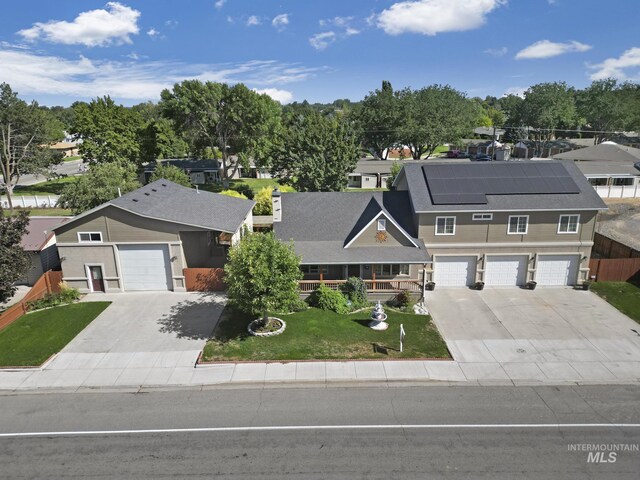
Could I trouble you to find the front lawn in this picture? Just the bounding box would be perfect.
[201,307,450,362]
[3,208,72,217]
[591,281,640,324]
[13,176,79,196]
[0,302,111,367]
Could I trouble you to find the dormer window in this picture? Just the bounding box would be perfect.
[78,232,103,243]
[377,219,386,231]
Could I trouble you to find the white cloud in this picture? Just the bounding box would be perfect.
[515,40,592,59]
[226,16,234,24]
[215,0,227,10]
[272,14,289,30]
[17,2,140,47]
[164,20,178,29]
[484,46,507,57]
[504,87,526,98]
[377,0,504,36]
[309,32,336,51]
[246,15,261,27]
[0,47,323,102]
[345,27,360,36]
[253,88,293,104]
[320,16,354,28]
[147,28,159,37]
[588,47,640,81]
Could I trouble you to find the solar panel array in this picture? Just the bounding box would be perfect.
[423,162,580,205]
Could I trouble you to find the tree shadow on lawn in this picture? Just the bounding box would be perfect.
[157,293,226,340]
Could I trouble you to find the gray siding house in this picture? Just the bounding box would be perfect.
[53,180,254,293]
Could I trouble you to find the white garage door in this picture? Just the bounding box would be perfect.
[434,256,476,286]
[118,245,172,291]
[484,255,528,286]
[536,255,578,286]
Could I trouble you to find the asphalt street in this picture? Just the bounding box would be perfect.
[10,158,84,187]
[1,384,638,479]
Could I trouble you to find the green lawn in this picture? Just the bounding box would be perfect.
[0,302,111,367]
[201,307,450,362]
[13,176,79,196]
[3,208,72,217]
[63,155,82,162]
[591,282,640,324]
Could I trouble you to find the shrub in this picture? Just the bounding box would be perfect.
[388,290,411,309]
[220,189,248,199]
[26,283,80,311]
[307,283,350,314]
[233,183,254,199]
[340,277,368,307]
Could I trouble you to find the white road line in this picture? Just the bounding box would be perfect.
[1,424,639,438]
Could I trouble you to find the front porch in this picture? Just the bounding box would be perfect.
[299,278,422,293]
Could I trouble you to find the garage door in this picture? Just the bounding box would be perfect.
[118,245,172,291]
[484,255,528,286]
[434,256,476,286]
[536,255,578,286]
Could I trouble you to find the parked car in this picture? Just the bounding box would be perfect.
[446,150,461,158]
[474,154,492,161]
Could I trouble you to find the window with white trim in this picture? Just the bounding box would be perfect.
[373,264,410,277]
[78,232,103,243]
[558,214,580,234]
[300,265,328,274]
[435,216,456,235]
[472,213,493,221]
[507,216,528,235]
[377,218,386,231]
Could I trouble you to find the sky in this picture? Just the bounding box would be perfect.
[0,0,638,106]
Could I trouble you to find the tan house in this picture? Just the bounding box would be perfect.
[18,216,70,285]
[53,180,254,293]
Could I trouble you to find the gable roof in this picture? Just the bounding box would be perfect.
[552,142,640,164]
[397,160,607,212]
[55,179,255,234]
[21,217,71,251]
[273,191,429,264]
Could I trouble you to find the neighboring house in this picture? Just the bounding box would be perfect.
[49,142,80,158]
[52,180,254,293]
[513,139,576,159]
[392,161,606,287]
[348,158,393,189]
[551,141,640,199]
[141,158,247,185]
[473,127,506,140]
[18,217,70,285]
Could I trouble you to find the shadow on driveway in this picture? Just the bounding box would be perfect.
[158,293,226,340]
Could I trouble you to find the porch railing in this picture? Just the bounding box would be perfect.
[299,279,422,293]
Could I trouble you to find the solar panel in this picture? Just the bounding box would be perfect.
[423,162,580,205]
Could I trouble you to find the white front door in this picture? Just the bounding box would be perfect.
[118,245,172,291]
[484,255,528,286]
[434,256,476,286]
[536,255,579,286]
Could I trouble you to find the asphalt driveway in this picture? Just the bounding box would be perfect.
[425,287,640,381]
[40,292,226,387]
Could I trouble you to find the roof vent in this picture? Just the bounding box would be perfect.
[161,183,167,187]
[132,198,139,202]
[144,192,150,196]
[151,188,157,192]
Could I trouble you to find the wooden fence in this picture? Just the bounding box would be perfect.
[183,268,226,292]
[593,232,640,259]
[589,258,640,283]
[0,270,63,331]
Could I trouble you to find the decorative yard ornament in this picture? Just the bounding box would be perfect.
[375,231,388,243]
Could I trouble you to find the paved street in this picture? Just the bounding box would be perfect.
[11,158,84,186]
[0,385,638,479]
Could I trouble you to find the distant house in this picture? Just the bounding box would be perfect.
[513,139,576,158]
[473,127,506,140]
[141,158,247,185]
[552,141,640,198]
[348,158,393,189]
[19,217,70,285]
[49,142,79,158]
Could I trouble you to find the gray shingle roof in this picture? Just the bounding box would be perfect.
[274,191,429,264]
[552,142,640,163]
[401,160,607,212]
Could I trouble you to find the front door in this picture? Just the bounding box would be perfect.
[347,264,361,278]
[89,266,105,292]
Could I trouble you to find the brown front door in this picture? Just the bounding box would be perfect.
[89,266,105,292]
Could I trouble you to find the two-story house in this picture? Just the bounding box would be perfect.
[274,160,607,290]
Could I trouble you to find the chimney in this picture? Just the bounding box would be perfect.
[272,188,282,222]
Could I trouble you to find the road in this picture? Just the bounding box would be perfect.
[8,158,85,187]
[1,384,638,479]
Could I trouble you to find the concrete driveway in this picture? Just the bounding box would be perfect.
[425,287,640,381]
[40,292,226,388]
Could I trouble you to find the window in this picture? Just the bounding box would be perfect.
[373,264,410,277]
[78,232,103,243]
[558,214,580,234]
[507,216,528,235]
[300,265,328,274]
[588,177,608,186]
[435,216,456,235]
[472,213,493,221]
[612,177,633,186]
[377,218,386,231]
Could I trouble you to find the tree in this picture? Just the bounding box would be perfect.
[148,164,191,187]
[355,81,401,160]
[577,79,632,143]
[159,81,281,183]
[139,117,189,162]
[398,85,480,159]
[252,185,295,215]
[271,110,360,191]
[219,189,248,200]
[70,96,144,165]
[0,208,30,303]
[0,83,64,211]
[58,161,141,214]
[386,161,401,190]
[224,232,302,327]
[517,82,578,156]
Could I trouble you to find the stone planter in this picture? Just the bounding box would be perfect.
[474,281,485,291]
[526,281,537,290]
[247,317,286,337]
[425,282,436,291]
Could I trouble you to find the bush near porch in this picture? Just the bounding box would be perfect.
[201,307,450,362]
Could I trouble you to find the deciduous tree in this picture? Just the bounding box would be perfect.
[355,81,401,160]
[0,208,30,303]
[148,164,191,187]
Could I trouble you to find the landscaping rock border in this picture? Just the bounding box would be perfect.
[247,317,286,337]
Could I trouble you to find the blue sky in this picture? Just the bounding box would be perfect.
[1,1,638,106]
